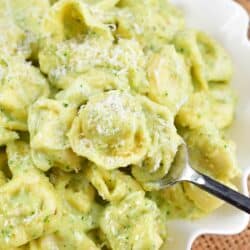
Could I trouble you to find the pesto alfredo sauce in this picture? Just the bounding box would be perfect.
[0,0,239,249]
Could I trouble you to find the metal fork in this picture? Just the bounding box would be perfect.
[152,144,250,214]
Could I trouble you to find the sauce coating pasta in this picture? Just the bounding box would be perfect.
[0,0,238,249]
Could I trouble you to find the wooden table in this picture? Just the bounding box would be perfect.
[193,1,250,249]
[237,0,250,13]
[192,179,250,250]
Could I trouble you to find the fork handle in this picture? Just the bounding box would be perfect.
[189,171,250,214]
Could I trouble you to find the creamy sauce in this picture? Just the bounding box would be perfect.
[0,0,238,249]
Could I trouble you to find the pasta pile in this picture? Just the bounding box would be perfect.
[0,0,239,249]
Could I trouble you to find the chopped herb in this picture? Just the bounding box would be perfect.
[44,215,50,223]
[65,165,71,170]
[1,228,12,238]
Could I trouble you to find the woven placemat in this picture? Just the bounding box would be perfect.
[236,0,250,13]
[192,1,250,249]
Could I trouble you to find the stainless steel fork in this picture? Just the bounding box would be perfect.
[152,144,250,214]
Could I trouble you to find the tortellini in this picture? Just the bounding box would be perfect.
[176,92,212,129]
[8,0,50,36]
[100,192,166,250]
[41,0,112,43]
[0,0,50,58]
[183,182,225,213]
[38,0,149,92]
[39,0,114,88]
[176,84,236,130]
[114,0,184,50]
[181,125,239,180]
[69,91,150,169]
[43,169,103,249]
[0,55,49,131]
[0,2,27,57]
[8,0,50,58]
[208,83,236,129]
[55,68,129,106]
[85,163,142,202]
[147,45,192,113]
[132,97,182,189]
[50,169,97,217]
[174,30,233,89]
[149,184,204,220]
[28,99,81,171]
[39,34,146,91]
[0,21,26,57]
[0,172,60,248]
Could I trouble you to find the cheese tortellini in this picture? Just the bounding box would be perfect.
[69,91,150,169]
[100,192,166,250]
[0,172,60,248]
[132,97,182,189]
[176,84,236,130]
[0,55,49,131]
[37,169,103,250]
[181,125,239,180]
[0,0,50,58]
[114,0,185,50]
[28,99,81,172]
[0,0,239,249]
[85,163,142,201]
[174,30,233,89]
[147,45,192,113]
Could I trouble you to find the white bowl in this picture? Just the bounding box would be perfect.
[164,0,250,249]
